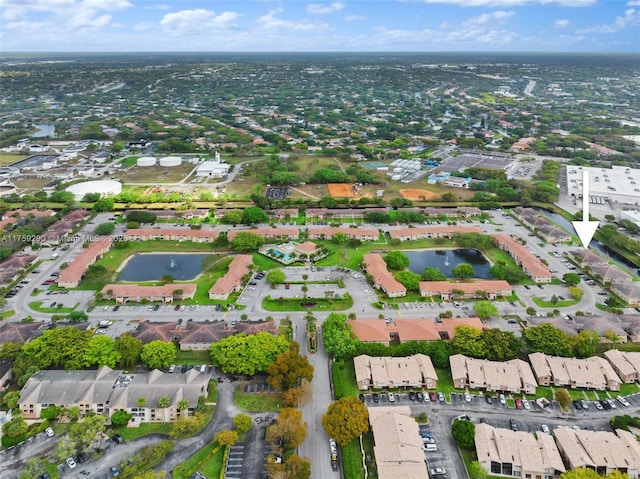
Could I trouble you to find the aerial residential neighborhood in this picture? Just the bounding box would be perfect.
[0,23,640,479]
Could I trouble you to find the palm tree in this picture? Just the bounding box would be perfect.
[177,399,189,417]
[136,397,147,408]
[158,396,171,423]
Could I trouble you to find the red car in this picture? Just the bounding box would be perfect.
[429,392,437,402]
[515,398,523,410]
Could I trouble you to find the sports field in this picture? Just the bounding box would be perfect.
[328,183,356,198]
[399,189,441,201]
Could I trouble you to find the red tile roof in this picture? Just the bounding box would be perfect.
[362,253,407,295]
[101,283,197,299]
[493,234,551,280]
[389,225,481,239]
[57,237,113,287]
[226,228,298,240]
[209,255,253,298]
[419,280,512,296]
[350,317,485,343]
[124,228,219,242]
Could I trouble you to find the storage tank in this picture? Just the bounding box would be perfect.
[136,156,157,167]
[159,156,182,167]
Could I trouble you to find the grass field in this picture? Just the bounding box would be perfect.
[0,153,26,166]
[173,442,224,479]
[332,361,359,399]
[29,301,78,313]
[532,296,580,308]
[175,350,211,364]
[234,387,283,412]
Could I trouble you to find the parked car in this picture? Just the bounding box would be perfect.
[515,398,523,409]
[388,392,395,402]
[111,434,125,444]
[541,424,551,434]
[464,392,472,403]
[437,392,445,402]
[372,393,379,404]
[409,391,416,401]
[416,392,424,402]
[522,399,530,410]
[499,393,506,405]
[594,401,604,410]
[485,395,493,404]
[110,466,121,477]
[510,419,518,431]
[617,396,630,407]
[429,392,437,402]
[573,400,583,410]
[45,427,55,437]
[66,458,77,469]
[580,399,589,410]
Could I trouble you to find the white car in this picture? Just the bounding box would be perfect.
[66,458,77,469]
[388,393,395,403]
[45,427,55,437]
[464,392,472,403]
[522,399,531,410]
[541,424,551,434]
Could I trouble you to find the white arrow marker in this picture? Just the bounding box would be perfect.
[572,170,600,249]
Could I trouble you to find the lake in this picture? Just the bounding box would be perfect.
[30,124,55,138]
[118,253,211,281]
[405,249,491,278]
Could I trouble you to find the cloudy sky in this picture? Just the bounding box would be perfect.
[1,0,639,52]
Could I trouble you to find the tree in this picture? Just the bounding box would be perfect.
[177,399,189,416]
[115,334,142,368]
[479,328,522,361]
[473,300,498,320]
[233,413,253,434]
[332,232,349,245]
[522,323,573,357]
[604,329,622,349]
[282,380,313,407]
[322,313,357,360]
[267,342,314,391]
[215,429,239,448]
[209,332,290,375]
[242,207,269,225]
[421,267,447,281]
[19,326,91,370]
[383,251,410,271]
[568,286,584,300]
[555,388,572,410]
[562,273,581,286]
[140,340,177,370]
[2,414,27,438]
[4,391,20,411]
[394,270,421,291]
[268,408,307,450]
[158,396,171,423]
[231,232,264,251]
[110,410,132,427]
[222,209,244,225]
[94,222,115,235]
[322,397,369,447]
[526,307,536,317]
[452,263,475,280]
[451,418,475,450]
[93,198,114,212]
[136,397,147,408]
[451,325,485,358]
[83,335,121,368]
[67,311,89,323]
[285,454,311,479]
[267,268,286,287]
[468,461,488,479]
[19,458,49,479]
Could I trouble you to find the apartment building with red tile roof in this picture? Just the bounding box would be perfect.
[124,228,220,243]
[307,227,379,241]
[349,317,485,345]
[226,228,298,241]
[362,253,406,298]
[493,234,551,283]
[58,237,113,288]
[354,354,438,390]
[100,283,197,304]
[419,279,512,301]
[0,254,38,285]
[388,225,481,241]
[0,217,17,231]
[2,208,55,220]
[208,255,253,300]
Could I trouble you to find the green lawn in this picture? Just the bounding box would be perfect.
[175,350,211,364]
[172,442,224,479]
[619,383,640,396]
[532,297,580,308]
[112,422,172,441]
[262,296,353,312]
[362,432,378,479]
[28,301,79,313]
[234,387,283,412]
[434,367,456,394]
[342,437,365,479]
[332,361,359,399]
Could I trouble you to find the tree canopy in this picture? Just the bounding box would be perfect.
[242,206,269,225]
[267,268,286,287]
[230,232,265,251]
[322,313,357,360]
[83,335,121,368]
[267,342,314,391]
[451,326,521,361]
[140,340,177,370]
[322,397,369,447]
[473,300,498,320]
[267,408,308,450]
[383,251,410,271]
[452,263,475,279]
[209,332,290,375]
[451,418,475,450]
[522,323,573,357]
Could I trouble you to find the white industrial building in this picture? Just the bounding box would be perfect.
[621,210,640,227]
[66,179,122,200]
[136,156,157,167]
[566,165,640,206]
[195,152,230,178]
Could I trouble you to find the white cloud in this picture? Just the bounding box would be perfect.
[414,0,595,6]
[344,14,366,21]
[577,8,640,34]
[257,8,329,31]
[462,10,514,27]
[554,19,570,28]
[307,1,344,14]
[627,1,640,5]
[160,9,241,35]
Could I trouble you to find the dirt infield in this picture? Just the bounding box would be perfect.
[328,183,357,198]
[399,189,441,201]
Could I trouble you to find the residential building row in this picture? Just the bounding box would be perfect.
[19,366,208,423]
[349,317,486,345]
[387,225,481,241]
[208,254,253,300]
[362,253,407,298]
[450,354,538,394]
[529,352,621,391]
[100,283,197,304]
[493,233,552,283]
[418,279,512,301]
[512,207,572,244]
[354,354,437,390]
[58,237,114,288]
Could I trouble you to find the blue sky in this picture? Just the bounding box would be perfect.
[1,0,639,52]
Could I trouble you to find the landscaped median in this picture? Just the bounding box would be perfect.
[28,301,79,313]
[262,294,353,312]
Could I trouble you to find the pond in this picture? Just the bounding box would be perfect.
[405,249,491,278]
[118,253,211,281]
[30,124,55,138]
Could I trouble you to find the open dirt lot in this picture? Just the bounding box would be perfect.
[399,189,441,201]
[328,183,356,198]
